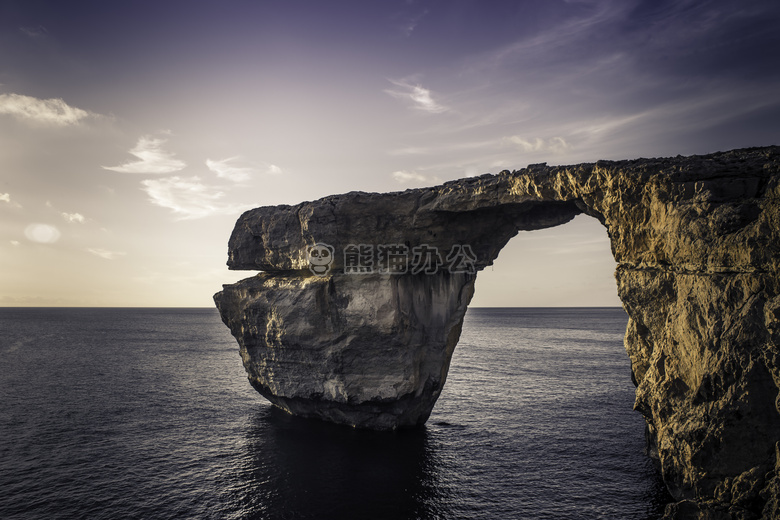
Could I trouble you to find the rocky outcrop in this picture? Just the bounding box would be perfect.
[215,272,475,430]
[215,146,780,518]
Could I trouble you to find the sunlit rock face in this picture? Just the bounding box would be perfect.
[215,146,780,518]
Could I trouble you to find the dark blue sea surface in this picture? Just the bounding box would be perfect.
[0,307,669,519]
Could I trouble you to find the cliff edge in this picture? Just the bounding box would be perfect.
[215,146,780,518]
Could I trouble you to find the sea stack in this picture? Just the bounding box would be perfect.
[215,146,780,518]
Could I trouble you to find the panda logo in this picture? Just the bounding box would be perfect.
[307,243,334,276]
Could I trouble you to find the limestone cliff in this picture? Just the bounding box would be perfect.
[215,146,780,518]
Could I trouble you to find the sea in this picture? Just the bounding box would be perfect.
[0,307,671,519]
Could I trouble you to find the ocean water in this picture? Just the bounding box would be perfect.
[0,307,670,519]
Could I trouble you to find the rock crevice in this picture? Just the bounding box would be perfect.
[215,146,780,518]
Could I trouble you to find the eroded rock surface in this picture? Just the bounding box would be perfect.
[214,271,475,429]
[215,146,780,518]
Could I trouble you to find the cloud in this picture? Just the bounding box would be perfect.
[392,170,426,183]
[392,170,438,185]
[0,93,94,126]
[10,240,20,246]
[506,136,570,153]
[140,176,251,219]
[206,157,257,182]
[265,164,283,175]
[103,135,186,174]
[399,9,428,37]
[61,212,86,223]
[20,25,48,39]
[489,2,620,64]
[24,223,61,244]
[86,248,126,260]
[385,80,449,113]
[0,193,10,203]
[206,157,282,181]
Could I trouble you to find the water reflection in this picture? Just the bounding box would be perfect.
[226,307,676,519]
[234,406,448,520]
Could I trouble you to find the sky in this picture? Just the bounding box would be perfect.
[1,0,779,307]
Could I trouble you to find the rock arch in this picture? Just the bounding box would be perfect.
[215,147,780,517]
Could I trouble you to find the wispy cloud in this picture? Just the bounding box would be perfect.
[385,80,449,113]
[399,9,428,37]
[391,170,441,185]
[0,193,10,203]
[19,25,48,39]
[265,164,283,175]
[206,157,253,182]
[61,212,86,224]
[0,93,94,126]
[477,1,625,74]
[86,248,126,260]
[140,176,251,220]
[505,136,570,153]
[103,135,186,174]
[204,157,281,182]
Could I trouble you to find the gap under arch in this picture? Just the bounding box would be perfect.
[470,213,621,307]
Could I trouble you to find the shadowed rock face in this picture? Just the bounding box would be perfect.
[215,146,780,518]
[215,271,475,430]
